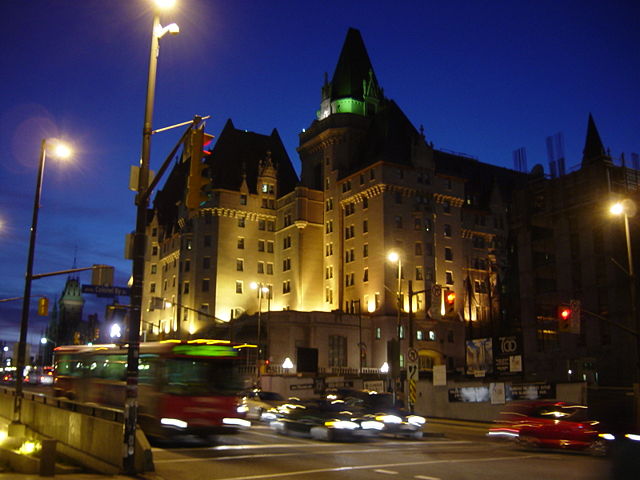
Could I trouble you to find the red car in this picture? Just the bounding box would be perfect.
[488,401,614,456]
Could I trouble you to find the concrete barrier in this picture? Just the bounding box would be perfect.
[0,389,153,474]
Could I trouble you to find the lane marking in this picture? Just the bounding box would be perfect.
[374,469,399,475]
[415,476,441,480]
[153,441,472,463]
[179,454,543,479]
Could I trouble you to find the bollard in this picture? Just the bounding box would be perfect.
[39,438,56,477]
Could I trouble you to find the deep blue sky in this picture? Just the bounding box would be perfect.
[1,0,639,348]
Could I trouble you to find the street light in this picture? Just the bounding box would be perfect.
[610,199,640,429]
[13,138,71,427]
[250,282,270,384]
[125,0,179,473]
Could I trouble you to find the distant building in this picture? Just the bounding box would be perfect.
[512,114,640,387]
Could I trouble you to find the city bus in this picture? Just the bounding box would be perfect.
[53,340,254,440]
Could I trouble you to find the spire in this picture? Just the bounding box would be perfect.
[330,28,380,102]
[581,113,611,167]
[318,28,383,119]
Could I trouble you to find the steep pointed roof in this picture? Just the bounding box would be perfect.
[582,113,611,166]
[330,27,381,102]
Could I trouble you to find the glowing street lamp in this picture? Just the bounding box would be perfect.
[13,139,71,426]
[250,282,270,382]
[125,0,179,473]
[610,199,640,429]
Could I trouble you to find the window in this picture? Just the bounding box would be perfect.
[204,235,212,247]
[345,203,355,216]
[363,197,368,209]
[258,239,265,252]
[152,245,158,256]
[266,263,273,275]
[282,280,291,294]
[267,241,274,253]
[345,272,355,287]
[283,235,292,249]
[424,218,432,232]
[416,266,424,281]
[445,271,454,285]
[151,264,157,274]
[363,268,369,282]
[202,279,210,292]
[328,335,347,367]
[235,281,243,294]
[395,216,403,228]
[283,258,291,271]
[445,247,453,261]
[238,217,245,228]
[375,327,381,339]
[325,265,333,279]
[184,259,190,272]
[442,200,451,213]
[258,261,264,274]
[363,243,368,257]
[399,325,405,339]
[415,242,423,256]
[240,194,247,205]
[395,191,403,204]
[345,248,355,263]
[429,330,436,341]
[267,220,275,231]
[416,330,423,341]
[284,214,292,227]
[326,220,333,234]
[236,259,244,271]
[345,225,354,239]
[325,287,333,303]
[203,257,211,269]
[237,237,245,249]
[326,243,333,256]
[363,220,368,233]
[360,174,365,185]
[370,168,375,180]
[326,198,333,211]
[150,283,156,293]
[444,224,452,237]
[259,219,266,231]
[183,282,189,294]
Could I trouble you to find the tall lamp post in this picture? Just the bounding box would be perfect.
[125,0,178,473]
[387,251,403,400]
[250,282,270,384]
[12,139,71,427]
[610,200,640,429]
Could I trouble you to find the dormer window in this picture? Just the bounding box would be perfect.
[261,183,274,194]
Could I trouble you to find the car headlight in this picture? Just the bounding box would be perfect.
[625,433,640,442]
[598,433,615,441]
[325,420,358,430]
[161,418,188,429]
[376,414,402,424]
[237,404,249,413]
[408,415,426,426]
[361,420,385,430]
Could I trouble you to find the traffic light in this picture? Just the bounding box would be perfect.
[185,125,214,210]
[558,305,572,332]
[37,297,49,316]
[445,290,456,315]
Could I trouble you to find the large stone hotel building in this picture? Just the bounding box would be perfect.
[140,28,639,391]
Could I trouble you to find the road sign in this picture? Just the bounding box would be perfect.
[82,285,131,298]
[407,348,419,411]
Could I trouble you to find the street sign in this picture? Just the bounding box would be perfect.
[407,348,419,411]
[82,284,131,298]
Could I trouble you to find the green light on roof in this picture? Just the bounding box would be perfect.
[172,345,238,357]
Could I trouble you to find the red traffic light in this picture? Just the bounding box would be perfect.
[559,307,571,320]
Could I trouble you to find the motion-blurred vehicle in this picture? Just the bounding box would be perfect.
[240,389,286,420]
[270,397,384,441]
[487,400,616,456]
[329,388,425,439]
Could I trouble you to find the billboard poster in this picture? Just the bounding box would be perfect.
[466,338,493,376]
[494,335,522,375]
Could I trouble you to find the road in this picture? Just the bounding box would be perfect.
[149,422,615,480]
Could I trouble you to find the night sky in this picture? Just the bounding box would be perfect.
[1,0,638,348]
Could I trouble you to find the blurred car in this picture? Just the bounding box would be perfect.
[269,397,384,441]
[240,389,287,421]
[329,388,425,439]
[487,400,616,456]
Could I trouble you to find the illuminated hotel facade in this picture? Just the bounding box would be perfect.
[140,28,524,378]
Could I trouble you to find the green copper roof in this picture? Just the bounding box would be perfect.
[330,28,381,102]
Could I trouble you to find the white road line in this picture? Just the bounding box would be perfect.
[374,469,399,475]
[415,476,441,480]
[196,454,543,480]
[153,441,471,464]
